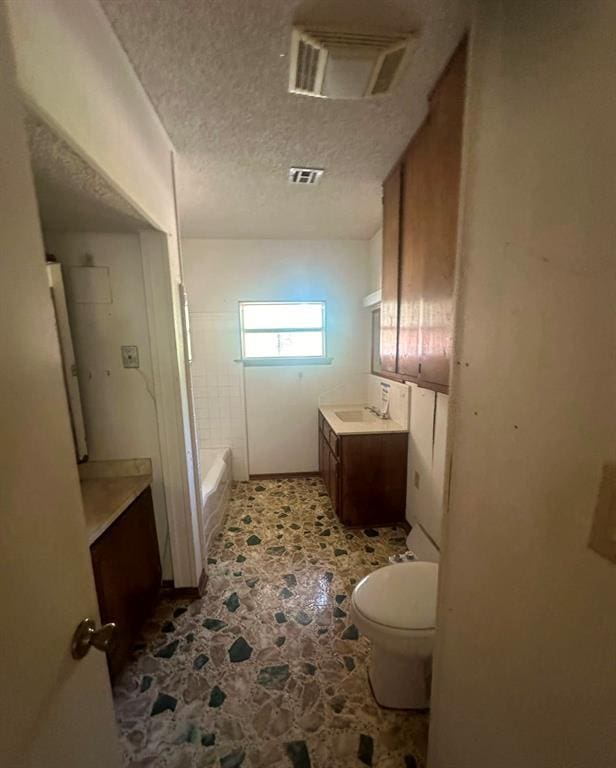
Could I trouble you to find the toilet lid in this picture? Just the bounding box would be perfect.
[353,562,438,630]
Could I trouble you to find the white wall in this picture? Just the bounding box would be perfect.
[7,0,202,587]
[430,2,616,766]
[7,0,173,233]
[183,239,370,475]
[45,232,171,579]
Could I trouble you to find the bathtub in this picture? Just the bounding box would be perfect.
[199,447,232,556]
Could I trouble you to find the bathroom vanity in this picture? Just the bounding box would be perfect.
[318,407,408,526]
[80,460,161,679]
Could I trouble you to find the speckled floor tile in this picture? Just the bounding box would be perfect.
[113,477,429,768]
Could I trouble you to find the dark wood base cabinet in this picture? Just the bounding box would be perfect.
[318,412,407,527]
[90,486,161,679]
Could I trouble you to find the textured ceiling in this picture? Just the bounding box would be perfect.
[101,0,469,239]
[25,112,151,233]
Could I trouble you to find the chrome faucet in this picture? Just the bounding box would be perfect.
[365,404,390,420]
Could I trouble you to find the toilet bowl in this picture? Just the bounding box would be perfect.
[350,560,438,709]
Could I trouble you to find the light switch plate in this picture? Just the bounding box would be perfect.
[121,345,139,369]
[588,463,616,564]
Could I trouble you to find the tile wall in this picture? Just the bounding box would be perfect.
[189,312,249,481]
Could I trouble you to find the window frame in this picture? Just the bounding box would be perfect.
[238,300,331,366]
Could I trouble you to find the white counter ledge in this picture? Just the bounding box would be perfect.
[319,405,408,436]
[79,459,152,545]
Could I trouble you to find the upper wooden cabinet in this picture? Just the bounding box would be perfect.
[420,39,466,387]
[380,38,467,392]
[398,117,430,379]
[380,164,402,374]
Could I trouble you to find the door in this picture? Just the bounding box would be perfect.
[0,9,120,768]
[379,164,402,373]
[318,424,327,485]
[179,282,204,562]
[47,262,89,461]
[398,117,431,378]
[419,38,467,387]
[328,449,339,516]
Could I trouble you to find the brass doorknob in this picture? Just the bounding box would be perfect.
[71,618,117,659]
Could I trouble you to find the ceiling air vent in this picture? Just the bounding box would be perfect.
[289,26,415,99]
[288,167,324,185]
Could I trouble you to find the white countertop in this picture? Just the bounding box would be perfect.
[319,405,408,436]
[81,475,152,545]
[79,459,152,545]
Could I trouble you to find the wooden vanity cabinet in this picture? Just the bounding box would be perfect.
[90,486,161,679]
[318,413,407,526]
[319,415,340,514]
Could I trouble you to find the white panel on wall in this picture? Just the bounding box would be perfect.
[405,385,449,548]
[189,311,249,481]
[432,392,449,520]
[407,384,437,535]
[367,374,411,427]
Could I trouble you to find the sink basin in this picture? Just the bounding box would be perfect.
[335,409,375,423]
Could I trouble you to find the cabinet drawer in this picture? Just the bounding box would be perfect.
[322,421,339,456]
[328,429,339,457]
[319,412,339,455]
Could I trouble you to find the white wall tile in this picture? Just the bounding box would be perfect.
[189,310,249,480]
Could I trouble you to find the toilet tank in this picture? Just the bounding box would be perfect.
[408,524,440,563]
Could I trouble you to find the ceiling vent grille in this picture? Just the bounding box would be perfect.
[288,167,324,185]
[289,26,415,99]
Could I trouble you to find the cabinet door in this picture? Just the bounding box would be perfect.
[319,429,327,486]
[380,164,402,373]
[419,39,466,388]
[329,450,339,516]
[90,488,161,679]
[339,433,407,526]
[398,118,431,378]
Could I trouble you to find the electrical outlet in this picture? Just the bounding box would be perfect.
[121,345,139,369]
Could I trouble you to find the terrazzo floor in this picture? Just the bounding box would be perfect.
[113,477,429,768]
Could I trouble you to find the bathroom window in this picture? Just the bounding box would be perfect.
[239,301,330,365]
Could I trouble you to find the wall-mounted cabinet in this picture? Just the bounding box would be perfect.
[379,38,467,393]
[380,165,402,374]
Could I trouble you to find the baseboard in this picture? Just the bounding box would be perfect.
[160,568,207,599]
[249,471,320,480]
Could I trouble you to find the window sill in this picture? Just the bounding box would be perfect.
[238,356,333,367]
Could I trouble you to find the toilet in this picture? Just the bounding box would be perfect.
[350,525,439,709]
